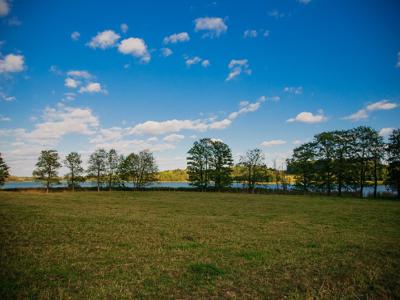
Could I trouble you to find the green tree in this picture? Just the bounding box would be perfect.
[385,129,400,199]
[64,152,84,191]
[87,149,107,192]
[369,130,385,198]
[210,140,234,190]
[314,132,336,195]
[331,130,353,196]
[0,153,10,186]
[239,148,266,193]
[287,142,316,193]
[33,150,62,193]
[120,150,158,190]
[187,138,213,190]
[105,149,121,191]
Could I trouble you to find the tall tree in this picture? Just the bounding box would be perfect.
[33,150,61,193]
[350,126,376,198]
[239,148,266,193]
[385,129,400,199]
[314,132,335,195]
[87,149,107,192]
[369,130,385,198]
[0,153,10,186]
[120,150,158,189]
[105,149,120,191]
[187,138,213,190]
[287,142,316,193]
[64,152,84,192]
[331,130,353,196]
[210,140,234,190]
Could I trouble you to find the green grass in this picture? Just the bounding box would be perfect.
[1,191,399,299]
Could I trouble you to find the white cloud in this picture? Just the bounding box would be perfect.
[163,134,185,143]
[163,32,190,44]
[87,30,120,49]
[284,86,303,95]
[185,56,201,66]
[118,37,150,63]
[79,82,105,94]
[298,0,311,4]
[128,97,265,135]
[344,100,398,121]
[0,91,15,101]
[194,17,227,38]
[201,59,210,67]
[366,100,398,111]
[185,56,210,67]
[226,59,251,81]
[6,16,21,26]
[64,78,80,88]
[287,111,327,124]
[379,127,394,137]
[161,48,173,57]
[129,119,208,135]
[120,23,128,34]
[261,139,286,147]
[1,105,100,145]
[243,30,257,38]
[0,0,10,17]
[0,115,10,121]
[67,70,92,79]
[0,54,25,73]
[71,31,80,41]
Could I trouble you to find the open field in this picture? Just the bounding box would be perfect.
[1,191,400,299]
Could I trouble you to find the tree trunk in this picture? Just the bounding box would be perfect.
[46,180,49,193]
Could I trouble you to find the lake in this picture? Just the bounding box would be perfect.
[1,181,394,197]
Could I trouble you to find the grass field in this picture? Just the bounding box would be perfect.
[1,191,400,299]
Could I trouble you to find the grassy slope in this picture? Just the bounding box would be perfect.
[1,191,399,299]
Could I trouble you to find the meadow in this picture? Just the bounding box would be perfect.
[1,191,399,299]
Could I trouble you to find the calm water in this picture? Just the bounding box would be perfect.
[0,181,393,197]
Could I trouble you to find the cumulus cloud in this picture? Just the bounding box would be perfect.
[67,70,92,79]
[120,23,128,33]
[379,127,394,137]
[226,59,251,81]
[161,48,173,57]
[1,105,99,145]
[185,56,209,67]
[287,111,327,124]
[344,100,398,121]
[284,86,303,95]
[0,53,25,73]
[163,32,190,44]
[88,30,120,49]
[0,0,10,17]
[243,29,269,39]
[79,82,105,94]
[128,97,266,135]
[194,17,227,38]
[163,134,185,143]
[261,139,287,147]
[71,31,80,41]
[64,77,80,88]
[118,37,150,63]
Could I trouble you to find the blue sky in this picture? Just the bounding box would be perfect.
[0,0,400,176]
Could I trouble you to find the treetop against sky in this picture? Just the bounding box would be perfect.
[0,0,399,176]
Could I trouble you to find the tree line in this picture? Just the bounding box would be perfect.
[287,127,400,198]
[2,149,158,193]
[0,126,398,198]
